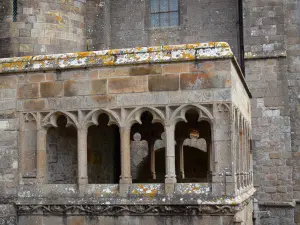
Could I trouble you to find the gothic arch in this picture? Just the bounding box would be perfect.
[125,106,165,127]
[42,111,78,129]
[170,104,213,125]
[82,108,121,128]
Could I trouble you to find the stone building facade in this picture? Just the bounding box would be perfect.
[0,43,254,224]
[0,0,298,225]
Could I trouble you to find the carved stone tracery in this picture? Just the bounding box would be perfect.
[16,199,252,216]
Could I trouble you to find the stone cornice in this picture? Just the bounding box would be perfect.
[16,198,252,216]
[0,42,233,74]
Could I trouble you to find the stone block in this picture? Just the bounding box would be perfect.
[18,216,42,225]
[149,74,179,92]
[40,82,63,97]
[64,79,107,96]
[0,77,17,89]
[23,99,46,111]
[99,67,130,77]
[91,79,107,95]
[269,153,280,159]
[180,73,212,90]
[129,65,162,76]
[108,76,148,94]
[64,80,89,96]
[18,83,39,99]
[20,44,33,53]
[162,63,190,74]
[23,74,45,83]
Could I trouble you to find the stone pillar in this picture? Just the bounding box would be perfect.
[179,141,185,179]
[150,143,156,180]
[119,125,132,196]
[165,124,176,195]
[78,128,88,185]
[37,127,47,184]
[236,114,241,192]
[242,120,246,189]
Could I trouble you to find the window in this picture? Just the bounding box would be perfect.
[13,0,18,22]
[150,0,179,27]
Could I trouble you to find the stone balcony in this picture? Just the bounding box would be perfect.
[0,42,254,222]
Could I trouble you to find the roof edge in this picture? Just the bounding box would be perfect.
[0,42,233,74]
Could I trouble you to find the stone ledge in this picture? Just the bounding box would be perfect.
[0,42,233,74]
[244,50,287,60]
[258,201,296,208]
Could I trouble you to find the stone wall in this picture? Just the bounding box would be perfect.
[0,1,13,58]
[243,0,300,223]
[110,0,239,56]
[0,0,240,57]
[0,43,253,224]
[0,0,87,57]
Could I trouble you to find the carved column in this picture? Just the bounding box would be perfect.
[165,124,176,195]
[150,142,156,180]
[119,125,132,195]
[179,141,185,179]
[36,127,47,184]
[78,128,88,185]
[236,113,241,191]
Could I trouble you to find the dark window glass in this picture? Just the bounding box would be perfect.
[160,0,168,11]
[170,12,178,26]
[151,14,159,27]
[150,0,179,27]
[170,0,178,11]
[151,0,159,13]
[13,0,18,22]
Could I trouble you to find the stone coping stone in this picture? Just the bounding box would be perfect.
[0,42,233,74]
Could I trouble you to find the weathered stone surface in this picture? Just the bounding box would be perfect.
[23,99,46,111]
[149,74,179,92]
[18,83,39,99]
[180,73,212,90]
[91,79,107,95]
[40,82,63,98]
[0,42,253,225]
[108,76,148,94]
[129,65,162,76]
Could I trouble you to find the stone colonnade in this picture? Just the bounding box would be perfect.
[20,103,252,195]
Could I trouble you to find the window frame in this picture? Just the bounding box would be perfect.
[150,0,180,28]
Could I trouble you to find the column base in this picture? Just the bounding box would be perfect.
[119,178,132,197]
[165,177,176,196]
[78,177,88,185]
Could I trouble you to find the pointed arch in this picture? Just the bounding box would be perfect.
[125,106,165,126]
[170,104,213,125]
[82,108,121,128]
[42,111,79,129]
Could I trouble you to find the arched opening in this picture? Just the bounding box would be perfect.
[175,109,212,183]
[130,111,164,183]
[46,115,78,184]
[87,113,120,184]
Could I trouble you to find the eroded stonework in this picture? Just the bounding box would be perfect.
[0,43,253,225]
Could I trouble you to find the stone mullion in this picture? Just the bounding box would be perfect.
[165,123,177,195]
[240,118,244,189]
[179,141,185,179]
[119,125,132,195]
[78,128,88,185]
[36,127,47,184]
[238,114,243,191]
[242,118,246,189]
[244,123,248,188]
[244,121,248,188]
[19,114,26,180]
[236,112,240,191]
[246,123,250,188]
[231,107,237,193]
[150,142,156,180]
